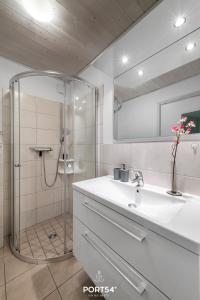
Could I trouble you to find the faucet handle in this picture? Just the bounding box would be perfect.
[134,169,143,177]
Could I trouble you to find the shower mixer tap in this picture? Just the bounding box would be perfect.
[30,146,53,157]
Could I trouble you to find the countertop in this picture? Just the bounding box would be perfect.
[73,176,200,255]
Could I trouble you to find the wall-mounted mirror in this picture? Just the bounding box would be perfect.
[114,27,200,142]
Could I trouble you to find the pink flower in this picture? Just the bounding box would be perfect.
[181,116,187,123]
[187,120,196,128]
[185,128,192,134]
[178,116,187,124]
[171,126,179,133]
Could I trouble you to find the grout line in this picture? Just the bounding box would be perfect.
[5,264,36,285]
[24,229,34,258]
[32,223,47,260]
[56,268,83,289]
[47,265,63,299]
[3,253,7,300]
[42,288,61,300]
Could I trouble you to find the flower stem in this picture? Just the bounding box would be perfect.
[172,137,179,192]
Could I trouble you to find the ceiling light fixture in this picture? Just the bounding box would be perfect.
[74,96,79,101]
[22,0,54,23]
[137,70,144,77]
[82,100,86,104]
[185,42,196,51]
[174,16,186,28]
[122,56,128,64]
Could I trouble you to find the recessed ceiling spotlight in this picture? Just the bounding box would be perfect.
[174,16,186,28]
[82,100,86,104]
[78,106,82,111]
[137,69,144,77]
[22,0,54,23]
[122,56,128,64]
[74,96,79,100]
[185,42,196,51]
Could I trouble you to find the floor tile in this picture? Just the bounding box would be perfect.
[3,239,12,257]
[59,271,104,300]
[4,254,35,282]
[0,286,6,300]
[17,214,72,260]
[0,258,5,286]
[0,248,3,258]
[6,265,56,300]
[43,290,61,300]
[48,257,82,287]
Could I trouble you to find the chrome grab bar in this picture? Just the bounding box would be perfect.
[82,202,146,243]
[82,233,146,295]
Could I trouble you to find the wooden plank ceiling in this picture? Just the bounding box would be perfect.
[0,0,159,75]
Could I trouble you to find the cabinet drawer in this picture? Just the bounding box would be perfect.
[73,190,199,300]
[74,217,168,300]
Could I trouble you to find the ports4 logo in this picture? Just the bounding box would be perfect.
[83,270,117,297]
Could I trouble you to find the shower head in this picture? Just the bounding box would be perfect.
[114,96,122,113]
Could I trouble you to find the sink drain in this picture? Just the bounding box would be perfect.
[48,232,57,240]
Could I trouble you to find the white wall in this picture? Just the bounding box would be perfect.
[80,65,114,144]
[0,56,65,102]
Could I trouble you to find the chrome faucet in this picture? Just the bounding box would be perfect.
[131,170,144,187]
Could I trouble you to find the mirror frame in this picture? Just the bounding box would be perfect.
[113,90,200,143]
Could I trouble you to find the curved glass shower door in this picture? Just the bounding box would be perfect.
[11,80,21,252]
[10,72,96,263]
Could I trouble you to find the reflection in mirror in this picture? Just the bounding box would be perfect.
[114,27,200,141]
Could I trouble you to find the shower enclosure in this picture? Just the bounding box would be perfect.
[9,71,97,263]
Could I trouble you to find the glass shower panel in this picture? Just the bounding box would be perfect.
[11,81,21,251]
[17,76,69,260]
[72,81,96,182]
[10,71,96,263]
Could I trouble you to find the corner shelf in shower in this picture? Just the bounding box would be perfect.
[58,169,74,175]
[59,159,75,162]
[58,158,75,175]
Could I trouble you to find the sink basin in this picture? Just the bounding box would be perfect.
[78,176,186,224]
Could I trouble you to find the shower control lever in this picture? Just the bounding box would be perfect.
[14,162,21,167]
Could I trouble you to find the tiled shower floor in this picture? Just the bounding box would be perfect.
[19,214,73,260]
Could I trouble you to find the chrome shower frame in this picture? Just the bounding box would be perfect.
[9,70,98,264]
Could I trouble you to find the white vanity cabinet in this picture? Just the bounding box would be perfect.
[73,190,200,300]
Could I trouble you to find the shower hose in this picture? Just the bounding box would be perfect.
[42,140,63,188]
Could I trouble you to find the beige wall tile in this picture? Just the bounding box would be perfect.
[21,128,36,145]
[37,113,60,131]
[37,129,59,145]
[20,110,36,128]
[19,177,36,196]
[20,161,36,179]
[36,97,60,116]
[20,194,36,212]
[20,94,36,112]
[36,159,58,177]
[36,190,55,208]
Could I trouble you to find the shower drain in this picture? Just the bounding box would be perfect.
[48,232,57,240]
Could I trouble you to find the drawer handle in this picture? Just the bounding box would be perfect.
[82,202,146,243]
[82,233,146,295]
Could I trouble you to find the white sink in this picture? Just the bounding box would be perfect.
[79,176,186,224]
